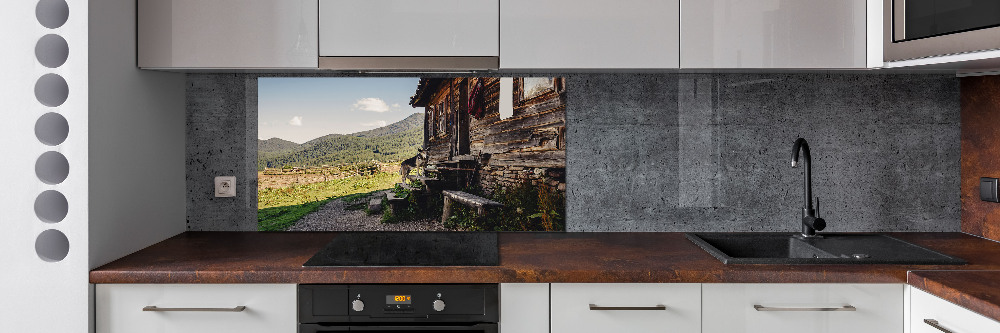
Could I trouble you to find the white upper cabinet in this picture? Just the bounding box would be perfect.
[138,0,318,69]
[319,0,499,57]
[681,0,875,68]
[500,0,680,69]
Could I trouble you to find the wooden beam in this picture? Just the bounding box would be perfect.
[488,151,566,168]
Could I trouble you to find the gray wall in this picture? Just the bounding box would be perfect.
[89,0,187,268]
[186,75,258,231]
[186,73,960,232]
[567,74,959,232]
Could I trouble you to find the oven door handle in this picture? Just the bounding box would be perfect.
[339,324,498,332]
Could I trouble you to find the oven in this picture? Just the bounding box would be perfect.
[299,284,498,333]
[885,0,1000,61]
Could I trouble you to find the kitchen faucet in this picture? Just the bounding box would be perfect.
[791,138,826,238]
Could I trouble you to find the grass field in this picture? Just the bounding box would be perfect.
[257,172,397,231]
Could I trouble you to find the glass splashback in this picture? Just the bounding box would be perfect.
[257,77,567,232]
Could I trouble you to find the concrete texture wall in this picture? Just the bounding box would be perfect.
[186,73,960,232]
[186,74,258,231]
[567,74,960,232]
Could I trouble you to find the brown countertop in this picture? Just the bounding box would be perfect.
[91,231,1000,284]
[91,232,1000,321]
[908,270,1000,323]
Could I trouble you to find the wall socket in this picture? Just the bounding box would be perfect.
[215,176,236,197]
[981,177,999,202]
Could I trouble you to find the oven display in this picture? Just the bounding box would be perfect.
[386,295,412,304]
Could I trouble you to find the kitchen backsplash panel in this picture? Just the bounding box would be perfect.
[960,75,1000,241]
[187,73,960,232]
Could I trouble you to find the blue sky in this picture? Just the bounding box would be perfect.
[258,77,423,144]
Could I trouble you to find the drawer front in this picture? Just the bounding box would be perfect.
[550,283,701,333]
[702,283,903,333]
[911,288,1000,333]
[96,284,296,333]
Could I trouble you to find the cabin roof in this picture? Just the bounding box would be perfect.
[409,78,447,107]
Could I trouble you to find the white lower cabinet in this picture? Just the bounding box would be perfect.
[702,283,903,333]
[95,284,297,333]
[550,283,702,333]
[500,283,550,333]
[99,282,1000,333]
[910,287,1000,333]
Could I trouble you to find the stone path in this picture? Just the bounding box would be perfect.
[287,191,449,231]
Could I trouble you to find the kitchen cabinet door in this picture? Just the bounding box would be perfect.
[702,283,903,333]
[96,284,297,333]
[911,287,1000,333]
[500,284,549,333]
[681,0,871,68]
[319,0,499,57]
[550,283,700,333]
[138,0,318,69]
[500,0,680,69]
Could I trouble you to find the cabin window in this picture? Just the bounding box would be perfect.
[522,77,555,100]
[428,105,437,137]
[437,101,446,136]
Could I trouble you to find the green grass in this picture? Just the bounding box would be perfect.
[258,200,335,231]
[257,172,397,231]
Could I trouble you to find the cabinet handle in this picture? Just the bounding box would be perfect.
[589,304,667,311]
[924,319,955,333]
[143,306,247,312]
[753,305,856,312]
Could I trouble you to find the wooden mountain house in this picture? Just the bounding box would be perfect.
[409,77,567,196]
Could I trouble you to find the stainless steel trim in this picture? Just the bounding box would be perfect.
[318,57,499,71]
[753,305,857,312]
[142,306,247,312]
[589,304,667,311]
[884,0,1000,62]
[924,319,955,333]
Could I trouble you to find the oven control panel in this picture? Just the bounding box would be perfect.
[384,294,414,312]
[299,284,498,323]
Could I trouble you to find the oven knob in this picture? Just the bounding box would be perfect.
[432,299,446,312]
[352,299,365,312]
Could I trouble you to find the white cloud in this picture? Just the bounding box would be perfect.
[391,103,400,108]
[288,116,303,126]
[361,120,388,127]
[353,98,390,112]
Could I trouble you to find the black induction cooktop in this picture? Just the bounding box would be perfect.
[303,232,499,267]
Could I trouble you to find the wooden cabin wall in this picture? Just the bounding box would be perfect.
[423,82,454,163]
[473,78,567,195]
[422,78,568,196]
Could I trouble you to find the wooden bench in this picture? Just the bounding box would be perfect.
[441,190,504,224]
[407,175,439,182]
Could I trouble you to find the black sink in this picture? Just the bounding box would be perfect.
[686,233,966,265]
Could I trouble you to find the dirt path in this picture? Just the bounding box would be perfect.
[287,191,449,231]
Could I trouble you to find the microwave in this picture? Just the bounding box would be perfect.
[884,0,1000,62]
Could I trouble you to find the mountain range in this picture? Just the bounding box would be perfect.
[257,113,424,170]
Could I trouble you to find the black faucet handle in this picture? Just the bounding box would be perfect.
[813,217,826,231]
[802,215,827,232]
